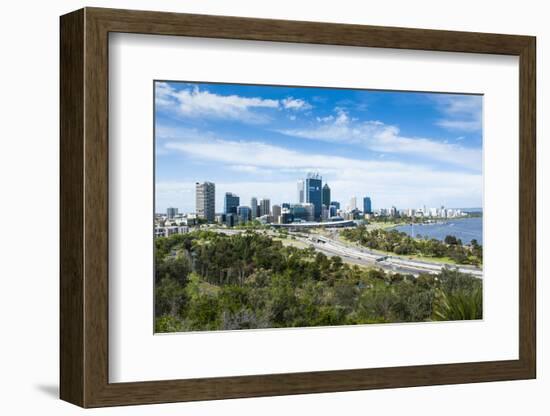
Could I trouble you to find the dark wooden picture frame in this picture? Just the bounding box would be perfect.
[60,7,536,408]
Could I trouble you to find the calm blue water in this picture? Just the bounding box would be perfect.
[392,217,483,245]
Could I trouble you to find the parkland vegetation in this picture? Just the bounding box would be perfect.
[155,231,482,332]
[341,226,482,266]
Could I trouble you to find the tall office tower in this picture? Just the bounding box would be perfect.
[250,197,258,220]
[349,196,357,211]
[330,201,340,210]
[195,181,215,223]
[166,207,178,219]
[363,196,372,214]
[259,198,271,217]
[224,192,240,215]
[322,183,331,208]
[297,179,305,203]
[390,205,398,217]
[237,206,251,223]
[305,172,322,220]
[272,204,282,223]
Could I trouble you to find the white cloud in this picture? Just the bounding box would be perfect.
[165,137,404,172]
[281,97,312,111]
[229,165,263,173]
[278,109,481,171]
[156,82,278,122]
[434,95,482,132]
[156,83,312,123]
[436,120,481,132]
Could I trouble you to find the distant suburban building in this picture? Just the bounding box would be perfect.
[305,172,322,221]
[166,207,178,219]
[322,183,331,207]
[224,192,240,215]
[155,225,189,238]
[297,179,305,203]
[260,198,271,217]
[195,181,215,223]
[250,197,258,220]
[363,197,372,214]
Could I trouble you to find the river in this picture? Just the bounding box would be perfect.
[392,216,483,245]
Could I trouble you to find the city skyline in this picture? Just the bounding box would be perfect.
[161,176,478,218]
[155,81,483,213]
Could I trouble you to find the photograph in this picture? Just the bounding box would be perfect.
[153,80,484,333]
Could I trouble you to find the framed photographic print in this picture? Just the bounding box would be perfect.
[60,7,536,408]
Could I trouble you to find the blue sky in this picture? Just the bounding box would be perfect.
[155,81,482,213]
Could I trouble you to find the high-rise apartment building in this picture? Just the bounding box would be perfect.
[259,198,271,217]
[349,196,357,211]
[297,179,305,203]
[195,181,215,223]
[250,197,258,220]
[224,192,240,215]
[305,172,322,220]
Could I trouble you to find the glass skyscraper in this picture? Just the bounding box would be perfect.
[305,172,322,221]
[224,192,240,214]
[322,183,331,207]
[363,196,372,214]
[237,206,251,223]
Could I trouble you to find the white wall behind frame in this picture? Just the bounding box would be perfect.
[0,1,545,415]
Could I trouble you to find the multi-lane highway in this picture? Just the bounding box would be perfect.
[209,227,483,278]
[299,233,483,278]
